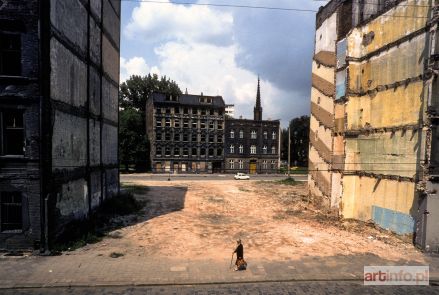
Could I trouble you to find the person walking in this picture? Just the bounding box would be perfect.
[232,239,247,271]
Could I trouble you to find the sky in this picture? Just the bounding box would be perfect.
[120,0,323,127]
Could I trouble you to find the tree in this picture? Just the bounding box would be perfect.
[119,74,182,172]
[280,115,310,167]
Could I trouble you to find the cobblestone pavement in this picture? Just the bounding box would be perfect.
[1,281,438,295]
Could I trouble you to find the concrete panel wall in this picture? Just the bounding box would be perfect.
[331,172,342,208]
[102,77,118,122]
[346,81,423,130]
[102,35,119,83]
[90,17,101,66]
[52,111,87,170]
[348,0,430,58]
[89,66,101,116]
[56,178,88,219]
[310,115,333,152]
[342,175,417,234]
[312,61,334,83]
[90,171,102,210]
[315,12,337,54]
[50,39,87,108]
[103,0,120,46]
[50,0,87,53]
[102,124,118,165]
[344,130,421,178]
[89,119,101,166]
[349,34,426,92]
[311,88,334,115]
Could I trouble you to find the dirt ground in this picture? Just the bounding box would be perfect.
[76,180,425,263]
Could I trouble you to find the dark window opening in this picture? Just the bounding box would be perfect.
[209,109,214,115]
[1,192,22,232]
[191,148,197,156]
[1,110,24,155]
[208,148,214,156]
[0,33,21,76]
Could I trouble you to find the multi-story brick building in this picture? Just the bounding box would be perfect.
[309,0,439,250]
[0,0,120,250]
[224,78,280,174]
[146,92,226,173]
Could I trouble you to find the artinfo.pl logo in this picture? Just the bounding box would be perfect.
[364,266,429,285]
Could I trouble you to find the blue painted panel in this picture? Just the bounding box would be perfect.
[372,206,415,235]
[336,70,346,100]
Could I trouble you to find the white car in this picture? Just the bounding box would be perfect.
[234,173,250,180]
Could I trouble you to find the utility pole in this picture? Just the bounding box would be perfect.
[288,126,291,178]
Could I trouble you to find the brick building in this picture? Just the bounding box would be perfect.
[0,0,120,250]
[224,78,280,174]
[146,92,226,173]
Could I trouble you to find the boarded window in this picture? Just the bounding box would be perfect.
[1,110,24,155]
[336,70,347,100]
[1,192,22,232]
[0,33,21,76]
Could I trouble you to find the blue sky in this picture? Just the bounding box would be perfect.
[120,0,323,127]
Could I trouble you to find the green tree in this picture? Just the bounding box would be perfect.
[119,74,182,172]
[281,115,310,167]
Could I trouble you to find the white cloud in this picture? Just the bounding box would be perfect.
[121,1,301,126]
[120,56,157,82]
[125,1,233,45]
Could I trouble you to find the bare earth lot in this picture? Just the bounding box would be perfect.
[80,179,424,263]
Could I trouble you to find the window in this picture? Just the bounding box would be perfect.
[208,148,214,156]
[239,130,244,138]
[156,147,162,156]
[263,145,267,154]
[200,121,206,129]
[174,133,180,141]
[217,148,222,156]
[209,121,215,129]
[218,122,223,130]
[209,109,214,116]
[230,145,234,153]
[183,148,189,156]
[201,109,206,116]
[166,108,171,114]
[1,110,24,155]
[263,131,268,139]
[191,133,198,142]
[1,192,22,231]
[229,160,234,169]
[183,119,189,128]
[230,130,235,138]
[191,148,197,156]
[0,33,21,76]
[200,148,206,156]
[272,131,277,140]
[165,147,171,156]
[239,145,243,154]
[192,108,198,115]
[174,119,180,128]
[262,160,268,170]
[250,145,256,154]
[271,160,276,169]
[218,110,223,116]
[183,107,189,114]
[156,133,162,141]
[174,148,180,156]
[183,134,188,142]
[239,160,243,169]
[175,107,181,114]
[192,120,198,128]
[271,146,276,154]
[251,130,257,139]
[165,118,171,127]
[200,134,206,143]
[156,120,162,127]
[209,134,214,143]
[165,133,171,141]
[217,135,223,143]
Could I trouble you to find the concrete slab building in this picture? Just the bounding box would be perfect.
[309,0,439,250]
[0,0,120,250]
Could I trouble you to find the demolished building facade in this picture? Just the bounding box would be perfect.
[0,0,120,250]
[309,0,439,250]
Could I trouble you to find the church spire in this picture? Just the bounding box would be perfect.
[254,76,263,121]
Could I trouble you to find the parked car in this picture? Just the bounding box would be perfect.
[234,173,250,180]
